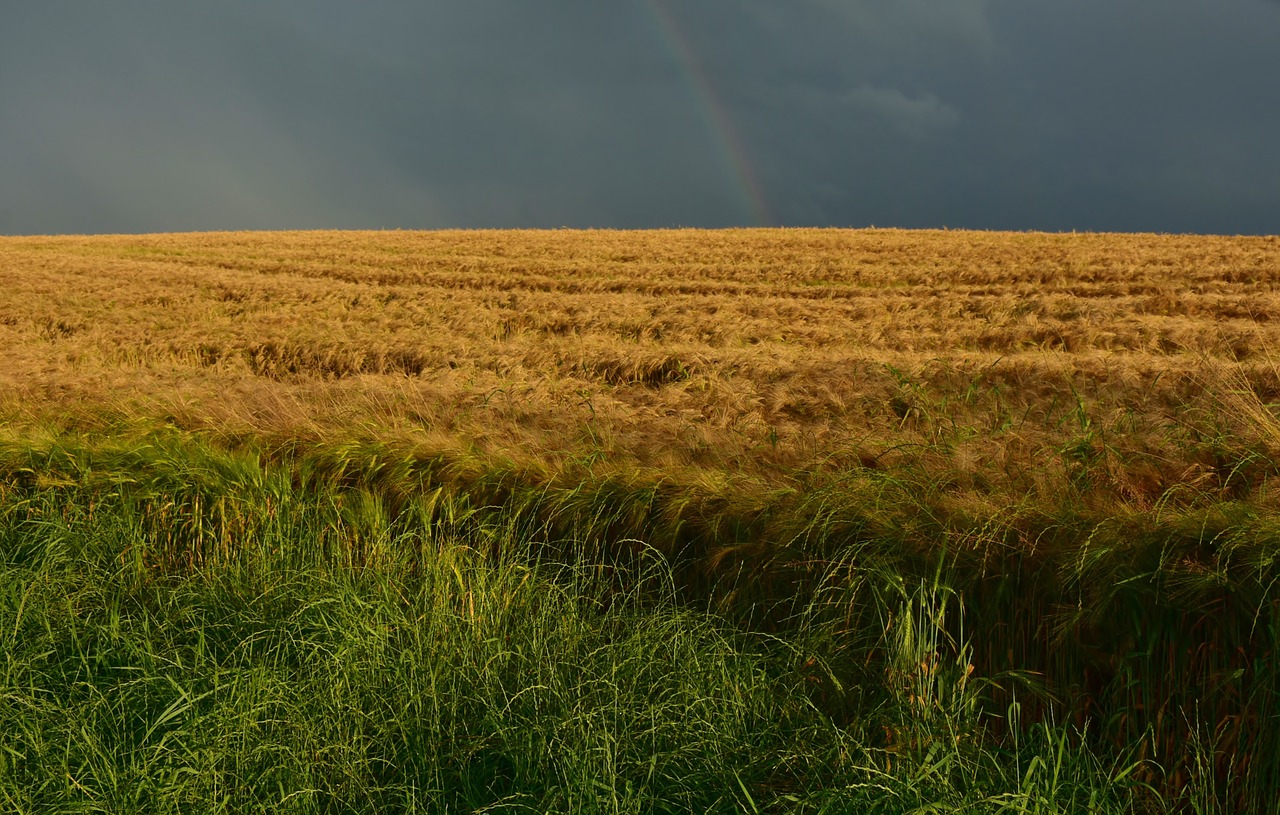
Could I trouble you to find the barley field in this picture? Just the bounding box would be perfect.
[2,228,1279,812]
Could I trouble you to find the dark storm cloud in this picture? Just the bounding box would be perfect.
[1,0,1277,234]
[715,0,1280,233]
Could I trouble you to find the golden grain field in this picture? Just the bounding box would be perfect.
[4,228,1278,505]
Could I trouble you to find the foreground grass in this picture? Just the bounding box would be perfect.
[0,434,1154,814]
[4,508,853,813]
[5,429,1272,812]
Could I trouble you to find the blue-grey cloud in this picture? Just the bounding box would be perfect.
[1,0,1277,234]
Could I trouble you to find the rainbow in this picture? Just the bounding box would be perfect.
[641,0,773,226]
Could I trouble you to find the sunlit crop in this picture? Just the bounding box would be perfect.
[2,228,1277,811]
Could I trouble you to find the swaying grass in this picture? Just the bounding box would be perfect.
[0,429,1161,814]
[4,227,1279,809]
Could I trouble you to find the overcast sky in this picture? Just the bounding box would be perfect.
[2,1,1278,235]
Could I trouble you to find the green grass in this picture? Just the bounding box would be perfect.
[1,425,1274,811]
